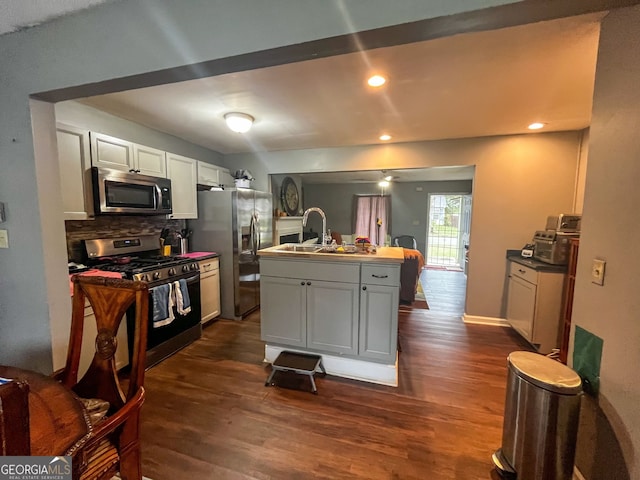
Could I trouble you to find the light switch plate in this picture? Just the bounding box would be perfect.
[592,258,606,285]
[0,230,8,248]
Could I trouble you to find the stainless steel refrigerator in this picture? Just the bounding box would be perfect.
[189,189,273,320]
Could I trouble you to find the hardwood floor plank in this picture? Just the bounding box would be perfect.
[139,272,533,479]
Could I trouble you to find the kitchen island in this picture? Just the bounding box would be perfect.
[258,245,404,386]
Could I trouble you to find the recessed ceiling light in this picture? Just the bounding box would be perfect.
[368,75,386,87]
[528,122,545,130]
[379,134,392,141]
[378,180,390,187]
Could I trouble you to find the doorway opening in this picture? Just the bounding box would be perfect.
[426,194,471,271]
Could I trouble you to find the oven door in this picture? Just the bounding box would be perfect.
[128,273,202,368]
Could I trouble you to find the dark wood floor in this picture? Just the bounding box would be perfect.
[139,275,532,480]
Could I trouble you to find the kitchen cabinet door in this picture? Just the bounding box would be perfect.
[80,302,129,377]
[506,274,536,341]
[56,124,92,220]
[199,258,220,323]
[166,152,198,219]
[133,144,166,177]
[197,161,220,186]
[260,276,306,347]
[359,283,399,363]
[90,132,134,172]
[307,279,359,355]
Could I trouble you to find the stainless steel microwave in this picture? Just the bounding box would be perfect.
[91,167,172,215]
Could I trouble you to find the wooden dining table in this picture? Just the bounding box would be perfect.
[0,365,91,456]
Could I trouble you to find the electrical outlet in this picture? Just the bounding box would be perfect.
[592,258,606,285]
[0,230,8,248]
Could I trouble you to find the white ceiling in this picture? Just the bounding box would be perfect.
[0,0,115,35]
[3,2,603,183]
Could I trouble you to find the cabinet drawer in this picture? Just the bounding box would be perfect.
[260,258,360,283]
[361,264,400,287]
[199,258,219,275]
[509,261,537,285]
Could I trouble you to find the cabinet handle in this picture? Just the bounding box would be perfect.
[129,169,136,173]
[372,274,388,278]
[362,286,367,290]
[301,281,305,286]
[518,269,526,274]
[306,281,311,286]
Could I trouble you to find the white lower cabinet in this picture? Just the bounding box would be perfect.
[199,258,221,323]
[79,301,129,377]
[506,261,565,353]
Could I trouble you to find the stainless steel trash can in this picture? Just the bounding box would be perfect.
[493,351,582,479]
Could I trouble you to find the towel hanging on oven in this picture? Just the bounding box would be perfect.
[174,279,191,315]
[152,283,175,327]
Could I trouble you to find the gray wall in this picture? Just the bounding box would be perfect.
[303,180,473,254]
[570,6,640,479]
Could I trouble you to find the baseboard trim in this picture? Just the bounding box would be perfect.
[462,314,509,327]
[573,466,586,480]
[264,345,398,387]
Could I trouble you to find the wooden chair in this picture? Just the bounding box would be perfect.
[56,276,149,480]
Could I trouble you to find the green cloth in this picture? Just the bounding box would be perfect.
[573,325,604,395]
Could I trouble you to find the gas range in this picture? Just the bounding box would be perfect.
[84,236,199,284]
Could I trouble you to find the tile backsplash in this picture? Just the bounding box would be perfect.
[65,216,186,262]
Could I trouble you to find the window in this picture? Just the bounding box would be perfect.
[354,195,390,245]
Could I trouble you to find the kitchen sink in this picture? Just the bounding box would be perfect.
[276,243,324,253]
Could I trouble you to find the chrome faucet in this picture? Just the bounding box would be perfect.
[302,207,330,246]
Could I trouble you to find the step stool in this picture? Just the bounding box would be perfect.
[265,351,326,394]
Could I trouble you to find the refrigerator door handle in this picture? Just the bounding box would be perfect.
[255,215,261,252]
[250,213,257,257]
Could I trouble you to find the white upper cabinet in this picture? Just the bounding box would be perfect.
[197,161,220,186]
[90,132,134,172]
[219,168,234,188]
[56,124,93,220]
[91,132,167,177]
[133,144,167,177]
[166,153,198,219]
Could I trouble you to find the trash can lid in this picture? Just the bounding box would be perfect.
[507,351,583,395]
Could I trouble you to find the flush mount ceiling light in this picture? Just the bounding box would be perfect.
[528,122,546,130]
[378,170,392,187]
[379,134,392,141]
[367,75,386,87]
[224,112,254,133]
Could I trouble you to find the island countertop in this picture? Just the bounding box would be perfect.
[258,245,404,263]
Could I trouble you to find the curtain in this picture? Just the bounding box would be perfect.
[354,195,389,245]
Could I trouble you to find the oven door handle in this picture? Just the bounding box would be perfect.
[181,274,200,284]
[150,275,200,291]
